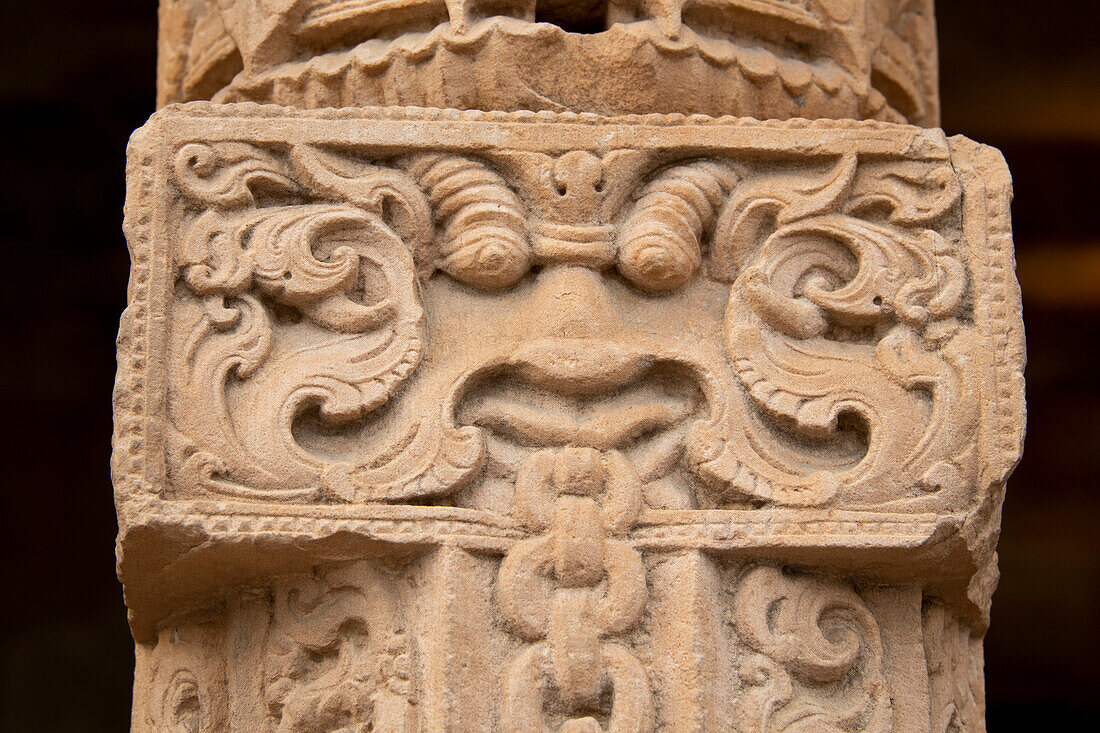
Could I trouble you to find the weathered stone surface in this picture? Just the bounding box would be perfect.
[115,104,1022,730]
[155,0,940,124]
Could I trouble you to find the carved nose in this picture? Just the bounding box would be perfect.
[526,265,622,339]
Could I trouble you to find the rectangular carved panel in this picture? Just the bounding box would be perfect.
[133,555,987,732]
[115,104,1022,730]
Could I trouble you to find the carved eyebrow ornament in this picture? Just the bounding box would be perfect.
[618,160,739,292]
[403,153,533,290]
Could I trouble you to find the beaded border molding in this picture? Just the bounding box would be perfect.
[114,104,1022,638]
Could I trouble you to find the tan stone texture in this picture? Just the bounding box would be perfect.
[115,103,1022,730]
[119,0,1023,729]
[155,0,940,125]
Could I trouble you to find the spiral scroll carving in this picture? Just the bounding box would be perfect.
[686,153,978,506]
[165,142,488,503]
[731,566,891,733]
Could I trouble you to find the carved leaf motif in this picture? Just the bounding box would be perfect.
[693,154,975,506]
[323,419,486,503]
[732,566,891,733]
[169,200,432,501]
[738,214,965,337]
[165,144,518,503]
[265,563,410,733]
[166,145,552,503]
[249,206,400,332]
[174,141,297,208]
[710,154,858,281]
[846,160,962,225]
[291,145,433,260]
[178,209,254,296]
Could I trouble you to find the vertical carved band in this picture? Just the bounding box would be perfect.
[731,566,892,733]
[497,448,654,732]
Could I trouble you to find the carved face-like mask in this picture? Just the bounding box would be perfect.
[156,111,987,517]
[117,107,1023,732]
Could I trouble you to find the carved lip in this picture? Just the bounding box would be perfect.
[454,339,704,449]
[505,339,655,396]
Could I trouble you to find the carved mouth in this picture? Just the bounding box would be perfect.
[454,339,705,450]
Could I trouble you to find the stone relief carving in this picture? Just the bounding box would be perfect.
[117,106,1023,730]
[136,561,414,733]
[265,563,414,732]
[497,448,653,731]
[155,0,939,124]
[165,143,476,503]
[142,623,227,733]
[730,566,890,733]
[699,153,976,507]
[118,0,1026,725]
[147,114,979,515]
[923,599,985,733]
[133,554,915,733]
[150,666,208,733]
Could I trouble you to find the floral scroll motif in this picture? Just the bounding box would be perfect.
[730,566,892,733]
[686,153,978,506]
[264,563,413,733]
[166,142,488,502]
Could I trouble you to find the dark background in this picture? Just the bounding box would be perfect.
[1,1,1096,729]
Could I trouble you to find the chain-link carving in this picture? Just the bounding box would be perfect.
[497,448,654,733]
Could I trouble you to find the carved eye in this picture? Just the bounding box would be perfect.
[439,224,532,290]
[617,225,700,293]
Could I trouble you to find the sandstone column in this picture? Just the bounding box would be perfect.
[114,2,1024,730]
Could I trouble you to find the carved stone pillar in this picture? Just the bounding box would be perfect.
[115,2,1023,730]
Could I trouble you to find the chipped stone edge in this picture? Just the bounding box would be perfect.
[112,107,1025,632]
